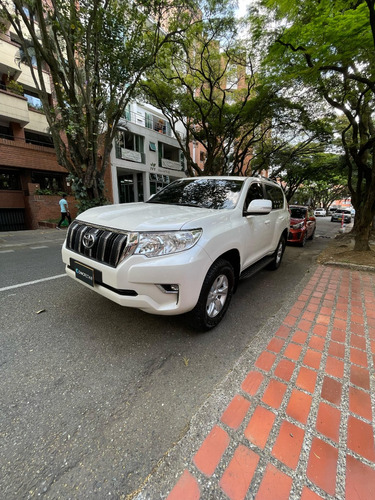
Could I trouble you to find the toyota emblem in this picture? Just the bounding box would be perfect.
[83,233,96,249]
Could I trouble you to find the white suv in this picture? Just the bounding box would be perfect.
[62,176,290,330]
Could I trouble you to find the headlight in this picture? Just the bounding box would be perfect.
[134,229,202,258]
[291,222,304,229]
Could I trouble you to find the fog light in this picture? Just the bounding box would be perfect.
[157,284,179,294]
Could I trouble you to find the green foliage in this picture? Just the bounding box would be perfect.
[6,79,24,95]
[66,174,109,213]
[142,1,278,176]
[249,0,375,249]
[0,0,196,205]
[35,188,65,196]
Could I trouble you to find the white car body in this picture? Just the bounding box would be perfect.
[314,208,326,217]
[62,176,290,329]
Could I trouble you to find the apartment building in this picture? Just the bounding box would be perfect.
[110,101,186,204]
[0,37,186,230]
[0,19,74,230]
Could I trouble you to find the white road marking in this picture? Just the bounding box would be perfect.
[30,246,49,250]
[0,274,67,292]
[0,250,15,254]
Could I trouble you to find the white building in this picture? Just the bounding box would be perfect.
[110,101,187,203]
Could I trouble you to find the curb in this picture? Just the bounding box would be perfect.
[322,261,375,273]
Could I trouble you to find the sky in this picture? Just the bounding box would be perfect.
[236,0,253,17]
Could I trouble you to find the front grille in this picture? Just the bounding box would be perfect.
[66,221,130,267]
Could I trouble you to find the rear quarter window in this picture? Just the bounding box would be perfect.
[264,184,285,209]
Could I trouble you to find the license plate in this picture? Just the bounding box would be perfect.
[74,261,95,287]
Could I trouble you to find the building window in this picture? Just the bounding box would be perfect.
[145,112,171,136]
[159,142,179,162]
[24,90,43,111]
[149,173,170,195]
[137,173,144,202]
[200,151,205,162]
[0,125,13,140]
[149,142,156,152]
[0,169,21,190]
[25,131,54,148]
[124,104,131,121]
[120,130,144,153]
[31,172,64,192]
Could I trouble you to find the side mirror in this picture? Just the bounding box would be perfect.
[245,199,272,215]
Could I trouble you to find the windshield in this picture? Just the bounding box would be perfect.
[290,207,307,219]
[147,178,244,209]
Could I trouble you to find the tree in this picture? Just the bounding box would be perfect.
[289,156,349,208]
[0,0,194,211]
[141,4,283,177]
[249,0,375,251]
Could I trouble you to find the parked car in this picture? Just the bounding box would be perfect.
[288,205,316,246]
[331,209,352,223]
[327,206,339,216]
[314,207,326,217]
[62,176,290,330]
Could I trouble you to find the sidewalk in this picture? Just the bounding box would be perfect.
[136,265,375,500]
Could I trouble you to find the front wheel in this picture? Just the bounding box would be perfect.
[187,259,235,331]
[267,235,286,270]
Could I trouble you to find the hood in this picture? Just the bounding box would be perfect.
[76,202,218,231]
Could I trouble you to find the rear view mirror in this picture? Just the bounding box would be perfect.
[246,199,272,215]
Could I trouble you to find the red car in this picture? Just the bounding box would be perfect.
[288,205,316,246]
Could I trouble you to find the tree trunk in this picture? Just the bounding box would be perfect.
[353,216,371,251]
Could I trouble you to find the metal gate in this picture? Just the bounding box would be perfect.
[0,208,26,231]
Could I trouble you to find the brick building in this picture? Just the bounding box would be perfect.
[0,17,74,230]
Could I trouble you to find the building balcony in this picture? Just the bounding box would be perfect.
[0,88,29,126]
[27,107,49,134]
[115,144,146,163]
[159,158,183,171]
[120,109,172,137]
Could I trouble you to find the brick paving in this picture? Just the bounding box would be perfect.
[161,266,375,500]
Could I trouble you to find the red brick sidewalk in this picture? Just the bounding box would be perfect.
[167,266,375,500]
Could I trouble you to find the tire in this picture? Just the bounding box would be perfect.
[299,232,307,247]
[308,228,315,240]
[187,258,235,331]
[267,235,286,270]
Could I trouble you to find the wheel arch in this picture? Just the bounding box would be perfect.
[214,249,241,292]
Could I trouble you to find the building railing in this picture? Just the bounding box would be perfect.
[115,143,146,163]
[121,109,172,137]
[159,158,183,171]
[0,133,54,149]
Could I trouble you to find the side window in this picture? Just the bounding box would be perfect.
[264,184,284,210]
[244,182,264,212]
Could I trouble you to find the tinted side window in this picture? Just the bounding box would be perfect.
[265,184,284,210]
[244,182,264,211]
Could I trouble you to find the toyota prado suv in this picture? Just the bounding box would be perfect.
[62,176,290,330]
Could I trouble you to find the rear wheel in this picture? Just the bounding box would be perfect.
[187,258,235,331]
[267,235,286,270]
[299,232,307,247]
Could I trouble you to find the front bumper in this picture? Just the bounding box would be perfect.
[331,216,351,223]
[287,229,305,243]
[62,242,212,315]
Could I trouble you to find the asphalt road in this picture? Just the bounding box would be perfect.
[0,217,339,499]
